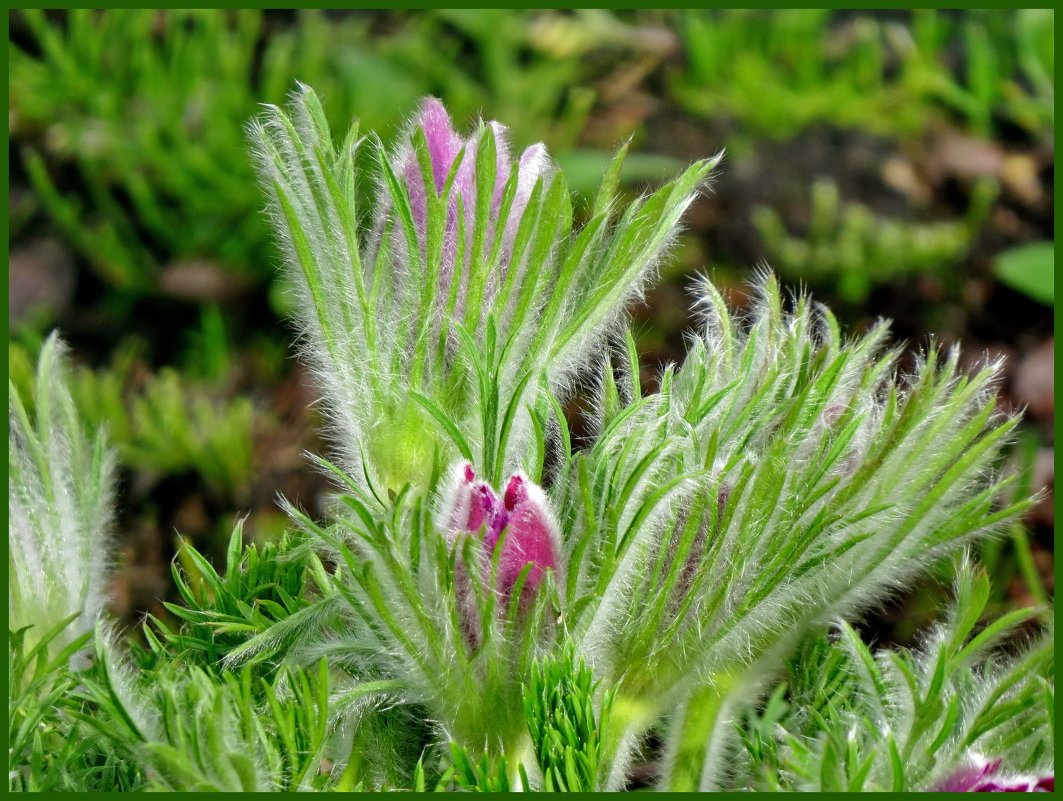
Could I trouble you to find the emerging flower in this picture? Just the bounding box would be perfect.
[396,97,549,307]
[936,757,1054,793]
[443,463,563,608]
[492,473,563,604]
[255,87,714,493]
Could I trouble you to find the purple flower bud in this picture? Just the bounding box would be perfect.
[446,463,501,535]
[399,98,462,235]
[440,463,496,649]
[396,98,550,307]
[935,757,1054,792]
[489,472,563,605]
[440,463,563,635]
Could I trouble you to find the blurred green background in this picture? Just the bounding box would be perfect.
[8,9,1053,642]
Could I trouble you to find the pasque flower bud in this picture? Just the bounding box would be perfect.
[491,472,563,604]
[397,97,549,304]
[442,463,562,624]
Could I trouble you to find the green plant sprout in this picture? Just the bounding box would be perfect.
[738,559,1052,792]
[752,176,997,304]
[7,89,1052,792]
[672,9,1053,142]
[9,334,116,659]
[14,9,318,293]
[10,339,257,494]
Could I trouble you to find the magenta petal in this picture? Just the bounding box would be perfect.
[973,774,1056,793]
[442,462,475,536]
[415,97,462,193]
[441,462,509,540]
[391,98,552,314]
[440,465,563,641]
[440,462,499,652]
[468,482,501,532]
[933,759,1055,794]
[493,473,561,600]
[973,781,1028,792]
[937,759,1004,792]
[503,472,529,508]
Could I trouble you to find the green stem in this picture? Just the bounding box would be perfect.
[666,672,738,792]
[1011,522,1049,606]
[599,693,659,791]
[505,735,535,790]
[1009,430,1048,607]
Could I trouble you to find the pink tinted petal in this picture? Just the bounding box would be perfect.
[468,482,501,532]
[439,462,501,652]
[1034,777,1054,792]
[517,144,548,190]
[438,124,480,303]
[399,98,462,247]
[824,403,846,425]
[513,144,548,219]
[453,128,479,213]
[416,97,462,192]
[937,766,983,792]
[496,142,548,285]
[391,98,553,318]
[494,473,561,599]
[487,120,512,213]
[937,759,1004,792]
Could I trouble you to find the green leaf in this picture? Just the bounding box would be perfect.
[994,241,1054,305]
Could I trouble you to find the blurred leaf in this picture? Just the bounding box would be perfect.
[557,150,684,197]
[994,242,1054,306]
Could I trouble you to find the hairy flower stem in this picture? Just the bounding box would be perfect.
[599,694,660,791]
[665,672,739,792]
[507,736,536,790]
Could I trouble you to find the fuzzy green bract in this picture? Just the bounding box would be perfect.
[738,559,1053,792]
[7,87,1053,792]
[9,333,116,659]
[250,84,718,494]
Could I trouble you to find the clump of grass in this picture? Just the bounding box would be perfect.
[752,176,997,304]
[672,9,1053,142]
